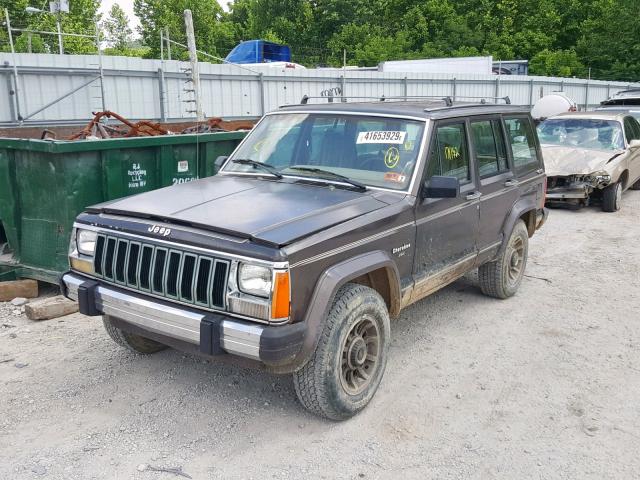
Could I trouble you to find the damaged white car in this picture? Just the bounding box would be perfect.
[538,112,640,211]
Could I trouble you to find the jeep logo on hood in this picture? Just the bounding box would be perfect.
[147,225,171,237]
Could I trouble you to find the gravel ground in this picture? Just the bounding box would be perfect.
[1,192,640,480]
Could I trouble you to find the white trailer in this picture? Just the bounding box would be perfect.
[378,56,493,75]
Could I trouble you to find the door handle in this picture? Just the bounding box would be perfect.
[504,179,518,187]
[536,168,544,174]
[465,191,482,201]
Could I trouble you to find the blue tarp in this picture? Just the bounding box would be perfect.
[224,40,291,64]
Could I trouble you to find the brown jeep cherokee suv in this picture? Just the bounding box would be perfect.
[62,98,547,420]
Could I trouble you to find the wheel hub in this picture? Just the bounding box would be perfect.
[340,316,380,395]
[507,236,525,284]
[347,337,367,368]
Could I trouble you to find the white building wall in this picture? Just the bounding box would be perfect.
[0,53,637,125]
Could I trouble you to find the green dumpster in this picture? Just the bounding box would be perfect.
[0,131,246,283]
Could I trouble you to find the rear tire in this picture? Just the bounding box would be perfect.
[630,179,640,190]
[102,315,168,354]
[602,181,622,212]
[478,220,529,299]
[293,284,390,420]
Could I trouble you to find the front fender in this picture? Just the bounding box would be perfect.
[281,250,400,373]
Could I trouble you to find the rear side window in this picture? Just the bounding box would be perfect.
[623,116,640,142]
[426,123,470,184]
[470,120,509,177]
[504,117,540,175]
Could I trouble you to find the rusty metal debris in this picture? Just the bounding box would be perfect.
[180,117,254,134]
[69,111,169,140]
[66,111,252,140]
[40,129,56,140]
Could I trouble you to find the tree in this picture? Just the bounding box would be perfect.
[576,0,640,81]
[530,49,586,77]
[134,0,236,59]
[228,0,315,62]
[0,0,100,54]
[327,24,412,66]
[103,4,132,50]
[1,0,637,81]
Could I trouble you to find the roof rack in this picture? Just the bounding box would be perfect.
[298,94,453,105]
[454,95,511,104]
[295,94,511,107]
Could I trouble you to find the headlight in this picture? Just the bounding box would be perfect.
[77,229,97,256]
[594,171,611,184]
[238,263,272,298]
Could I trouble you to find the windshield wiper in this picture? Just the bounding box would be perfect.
[287,166,367,191]
[232,159,283,179]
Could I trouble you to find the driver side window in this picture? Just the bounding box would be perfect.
[425,123,471,184]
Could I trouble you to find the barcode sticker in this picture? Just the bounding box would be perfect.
[356,131,406,144]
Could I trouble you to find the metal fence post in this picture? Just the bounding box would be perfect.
[160,29,164,61]
[6,75,17,123]
[584,81,590,110]
[258,72,265,115]
[529,79,534,106]
[495,76,500,98]
[403,76,408,100]
[157,68,166,122]
[4,8,21,122]
[340,74,346,101]
[95,21,106,113]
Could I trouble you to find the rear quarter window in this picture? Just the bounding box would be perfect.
[623,116,640,142]
[504,117,540,176]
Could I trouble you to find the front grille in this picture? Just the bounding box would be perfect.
[93,234,229,310]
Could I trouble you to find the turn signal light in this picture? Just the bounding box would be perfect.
[271,271,290,320]
[70,257,94,274]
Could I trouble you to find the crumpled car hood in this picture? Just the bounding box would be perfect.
[541,145,623,176]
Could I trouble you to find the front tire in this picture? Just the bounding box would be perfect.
[478,220,529,299]
[102,315,168,354]
[293,284,390,420]
[602,181,622,212]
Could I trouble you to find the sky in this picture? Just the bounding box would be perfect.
[98,0,230,36]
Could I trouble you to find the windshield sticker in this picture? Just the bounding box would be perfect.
[253,139,266,152]
[357,131,406,144]
[384,147,401,168]
[384,172,407,183]
[403,139,415,151]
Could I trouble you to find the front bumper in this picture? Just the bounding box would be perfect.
[61,272,304,366]
[546,184,592,200]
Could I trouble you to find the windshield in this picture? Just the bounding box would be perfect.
[537,118,624,151]
[222,113,425,191]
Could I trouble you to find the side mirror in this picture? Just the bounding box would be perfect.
[214,155,228,172]
[422,176,460,199]
[629,139,640,149]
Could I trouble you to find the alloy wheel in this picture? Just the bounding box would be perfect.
[340,315,380,395]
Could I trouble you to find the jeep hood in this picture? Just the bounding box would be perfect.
[86,175,394,247]
[542,145,623,177]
